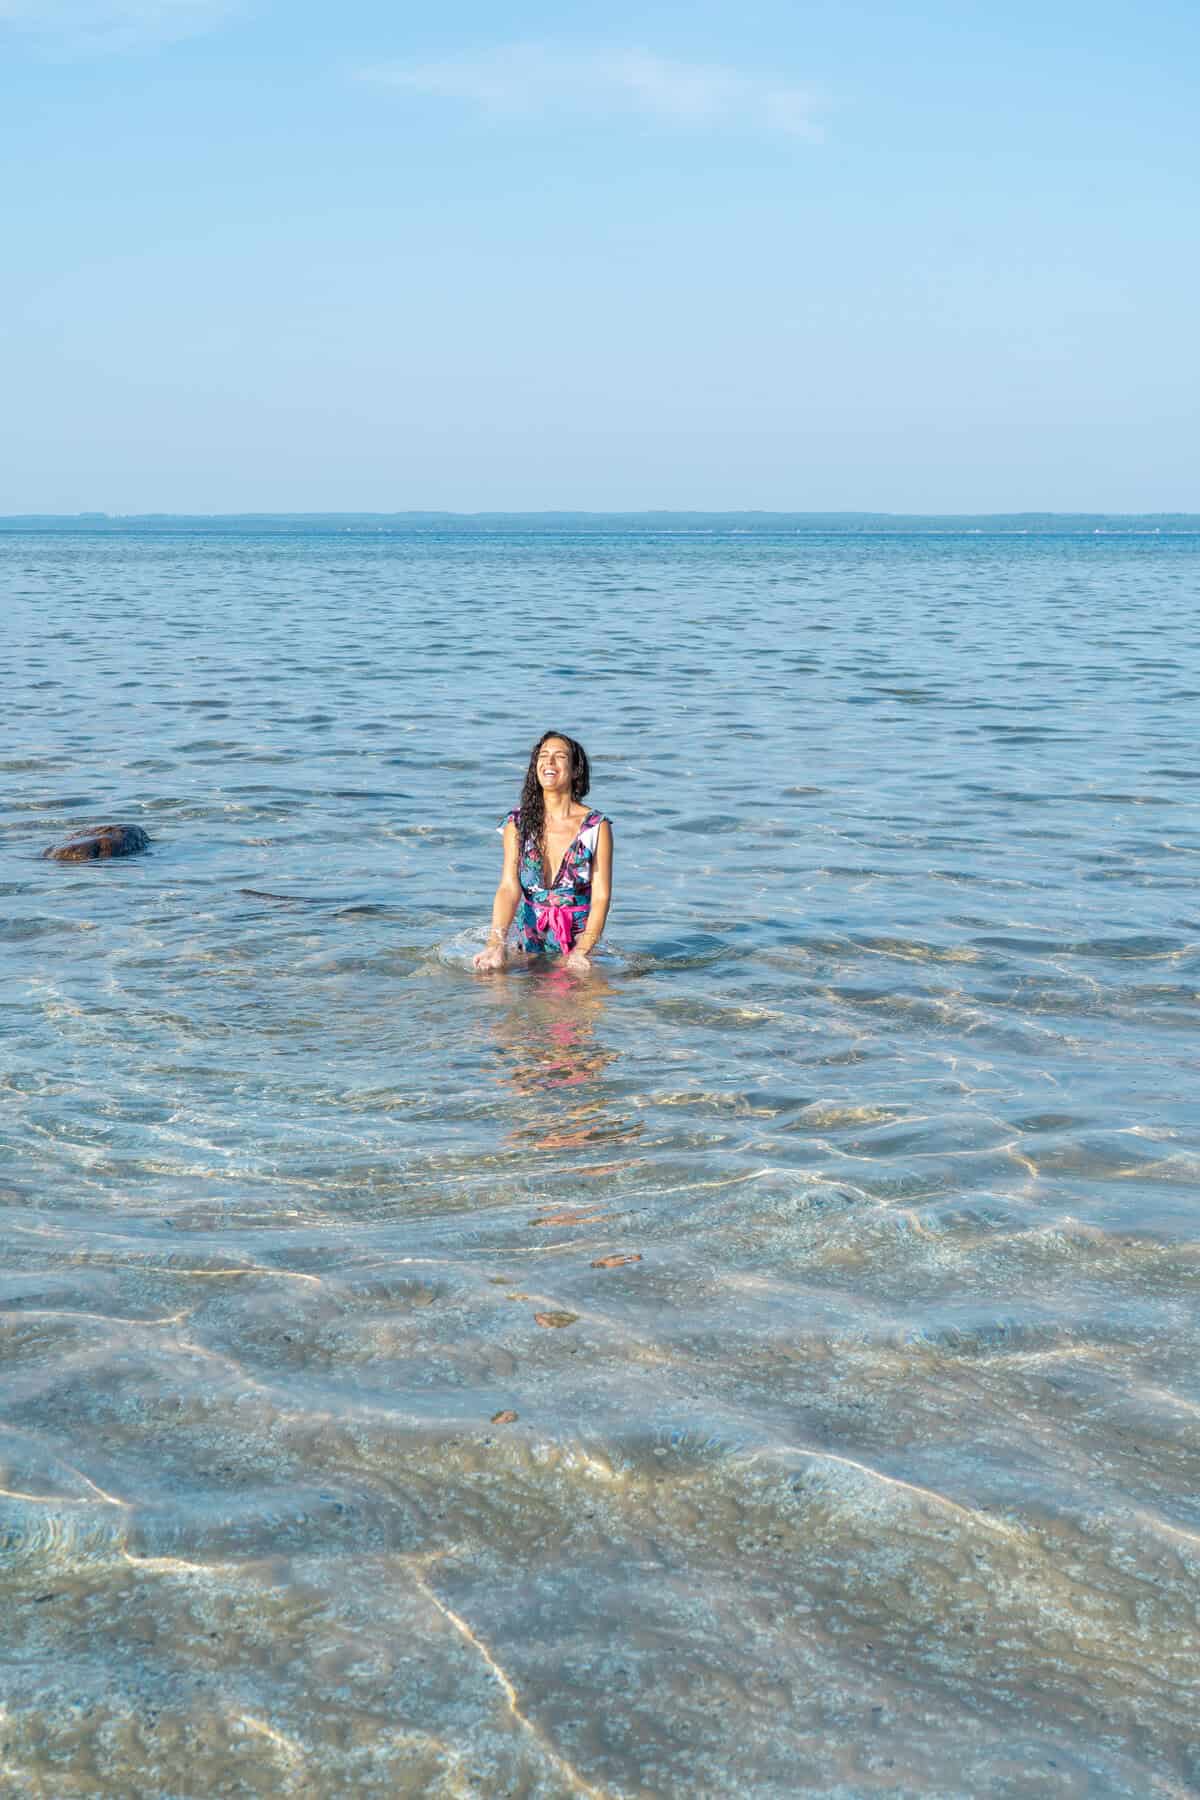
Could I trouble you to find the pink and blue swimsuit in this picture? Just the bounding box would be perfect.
[501,808,609,955]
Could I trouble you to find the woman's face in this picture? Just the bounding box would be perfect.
[536,737,573,794]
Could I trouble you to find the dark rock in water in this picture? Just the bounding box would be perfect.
[44,824,150,862]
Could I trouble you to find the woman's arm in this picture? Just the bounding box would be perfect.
[570,821,612,965]
[474,821,522,971]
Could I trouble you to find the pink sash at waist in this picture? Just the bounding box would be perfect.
[534,901,583,955]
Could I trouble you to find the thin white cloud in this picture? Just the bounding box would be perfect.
[361,44,822,139]
[0,0,233,51]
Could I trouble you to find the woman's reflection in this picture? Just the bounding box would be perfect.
[480,966,642,1155]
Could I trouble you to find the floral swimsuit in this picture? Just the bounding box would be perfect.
[501,808,609,955]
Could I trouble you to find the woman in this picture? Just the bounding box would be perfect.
[474,731,612,973]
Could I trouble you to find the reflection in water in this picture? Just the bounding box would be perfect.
[480,966,642,1154]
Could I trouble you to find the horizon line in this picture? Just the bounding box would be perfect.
[3,509,1199,523]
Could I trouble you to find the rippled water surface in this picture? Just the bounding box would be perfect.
[4,524,1200,1797]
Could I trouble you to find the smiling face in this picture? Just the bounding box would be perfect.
[536,736,573,795]
[519,730,590,830]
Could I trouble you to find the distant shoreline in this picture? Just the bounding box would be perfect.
[3,511,1199,536]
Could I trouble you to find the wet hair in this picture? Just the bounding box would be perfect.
[516,731,591,855]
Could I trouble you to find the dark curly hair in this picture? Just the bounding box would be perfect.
[516,731,591,859]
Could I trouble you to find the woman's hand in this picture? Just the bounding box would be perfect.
[564,948,592,974]
[476,827,521,973]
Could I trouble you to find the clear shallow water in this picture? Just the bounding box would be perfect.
[3,525,1200,1798]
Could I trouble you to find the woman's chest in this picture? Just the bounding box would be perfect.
[529,816,592,889]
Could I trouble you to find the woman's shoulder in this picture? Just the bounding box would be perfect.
[579,808,611,846]
[498,807,521,833]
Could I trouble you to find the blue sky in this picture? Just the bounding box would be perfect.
[2,0,1196,512]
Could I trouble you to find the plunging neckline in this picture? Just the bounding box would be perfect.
[540,810,595,890]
